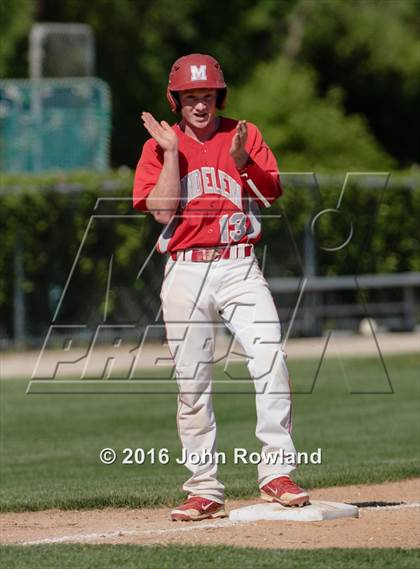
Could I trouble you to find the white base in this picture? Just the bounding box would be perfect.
[229,500,359,522]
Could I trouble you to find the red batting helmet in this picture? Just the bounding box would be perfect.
[166,53,227,113]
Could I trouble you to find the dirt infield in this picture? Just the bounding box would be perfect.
[1,479,419,549]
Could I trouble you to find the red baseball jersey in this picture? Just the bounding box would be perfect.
[133,117,282,253]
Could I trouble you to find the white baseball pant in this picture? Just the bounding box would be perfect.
[160,253,297,503]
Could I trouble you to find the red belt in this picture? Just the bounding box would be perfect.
[170,244,254,262]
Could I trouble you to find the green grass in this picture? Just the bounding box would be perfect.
[0,546,419,569]
[0,353,418,512]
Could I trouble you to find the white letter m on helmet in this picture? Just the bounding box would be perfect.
[190,65,207,81]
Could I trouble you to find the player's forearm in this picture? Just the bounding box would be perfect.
[146,150,181,223]
[240,160,282,207]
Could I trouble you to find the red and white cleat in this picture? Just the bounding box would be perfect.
[170,496,227,521]
[260,476,310,507]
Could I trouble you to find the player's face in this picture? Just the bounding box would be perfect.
[179,89,218,129]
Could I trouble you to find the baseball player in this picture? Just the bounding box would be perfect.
[133,54,309,521]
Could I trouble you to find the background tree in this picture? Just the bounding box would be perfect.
[0,0,34,77]
[294,0,420,167]
[230,56,394,170]
[1,0,419,169]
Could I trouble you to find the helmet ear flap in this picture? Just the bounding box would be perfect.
[216,88,227,110]
[166,88,181,113]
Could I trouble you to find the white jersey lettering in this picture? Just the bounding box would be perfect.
[180,168,241,208]
[202,167,216,194]
[180,169,202,207]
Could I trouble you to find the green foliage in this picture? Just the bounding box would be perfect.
[259,174,420,280]
[0,172,418,339]
[0,170,161,339]
[0,0,34,77]
[1,0,419,168]
[296,0,420,166]
[0,0,420,170]
[230,56,394,171]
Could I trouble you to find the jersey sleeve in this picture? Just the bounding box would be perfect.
[133,139,164,212]
[241,124,282,208]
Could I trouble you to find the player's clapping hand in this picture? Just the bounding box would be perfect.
[230,120,249,170]
[141,112,178,153]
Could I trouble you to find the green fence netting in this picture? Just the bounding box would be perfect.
[0,78,111,172]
